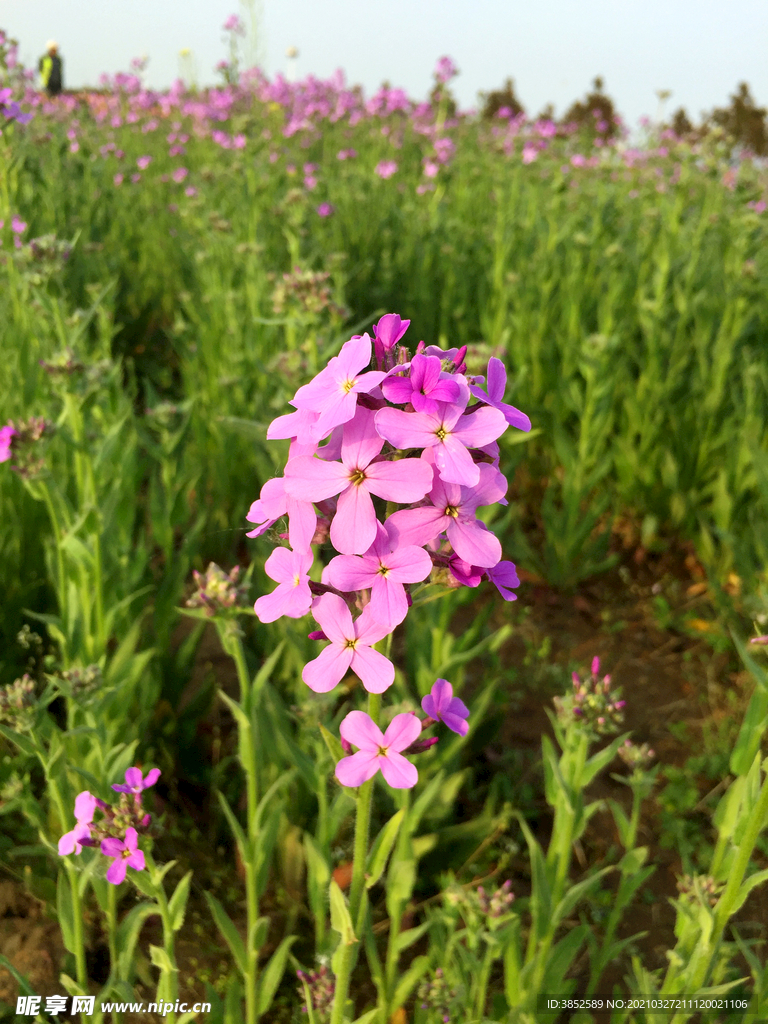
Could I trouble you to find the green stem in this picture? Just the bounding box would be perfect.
[45,766,87,988]
[223,626,260,1024]
[474,943,495,1019]
[330,690,380,1024]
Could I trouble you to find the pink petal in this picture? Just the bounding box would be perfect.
[383,545,433,583]
[127,850,145,872]
[374,407,440,451]
[339,408,385,469]
[364,458,434,502]
[453,405,507,448]
[446,519,502,568]
[378,750,418,789]
[310,593,354,644]
[302,643,354,692]
[384,507,445,548]
[351,603,395,646]
[349,644,395,693]
[331,484,377,554]
[434,434,480,486]
[368,577,408,629]
[340,710,385,750]
[263,546,301,584]
[486,357,507,402]
[380,376,414,404]
[106,857,128,885]
[335,750,381,787]
[254,579,312,622]
[284,456,349,502]
[383,712,423,751]
[326,554,378,592]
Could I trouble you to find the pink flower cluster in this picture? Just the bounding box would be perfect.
[247,315,528,788]
[58,767,160,884]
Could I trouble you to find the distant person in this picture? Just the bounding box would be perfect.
[39,40,63,96]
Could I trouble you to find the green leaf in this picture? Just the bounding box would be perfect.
[56,869,76,954]
[386,858,416,921]
[217,790,248,862]
[204,890,246,976]
[257,935,298,1015]
[351,1011,379,1024]
[168,870,193,932]
[249,916,270,956]
[394,920,431,953]
[554,867,612,925]
[319,723,345,766]
[607,798,631,848]
[365,808,405,889]
[390,954,430,1015]
[732,867,768,916]
[618,847,648,873]
[250,640,286,705]
[582,733,629,787]
[329,879,356,946]
[218,688,250,733]
[149,944,176,974]
[542,924,588,992]
[517,815,551,943]
[117,903,157,980]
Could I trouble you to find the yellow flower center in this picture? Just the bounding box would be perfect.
[377,745,388,757]
[350,468,367,486]
[342,378,356,393]
[377,564,390,576]
[435,426,448,442]
[344,638,357,650]
[444,505,460,518]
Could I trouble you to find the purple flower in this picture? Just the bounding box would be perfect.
[373,313,410,367]
[486,560,520,601]
[324,520,433,629]
[317,202,334,217]
[112,767,161,795]
[101,827,146,885]
[254,546,314,622]
[381,353,460,415]
[0,424,17,463]
[468,358,531,432]
[434,56,458,84]
[302,593,394,694]
[375,160,398,179]
[422,679,469,736]
[335,710,421,788]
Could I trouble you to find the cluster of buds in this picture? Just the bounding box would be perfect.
[617,738,655,771]
[553,656,625,737]
[186,563,250,617]
[0,674,37,733]
[58,663,103,703]
[417,967,459,1023]
[0,416,54,479]
[271,266,347,320]
[38,348,85,376]
[58,768,160,884]
[295,964,334,1020]
[676,874,723,908]
[476,878,515,918]
[12,234,72,285]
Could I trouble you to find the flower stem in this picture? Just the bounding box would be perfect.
[330,690,380,1024]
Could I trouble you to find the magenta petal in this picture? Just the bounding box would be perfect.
[441,710,470,736]
[350,644,395,693]
[127,850,145,872]
[335,751,381,787]
[435,434,480,486]
[106,857,128,885]
[340,709,384,750]
[381,376,414,404]
[143,768,161,788]
[74,791,97,823]
[378,750,418,789]
[101,837,124,857]
[486,357,507,402]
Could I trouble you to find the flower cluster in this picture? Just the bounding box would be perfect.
[247,315,527,789]
[417,967,460,1023]
[0,416,54,479]
[270,265,347,320]
[476,878,515,918]
[0,674,37,733]
[57,663,104,703]
[676,874,723,908]
[295,964,334,1020]
[58,768,160,884]
[186,563,250,617]
[553,656,625,737]
[617,738,655,770]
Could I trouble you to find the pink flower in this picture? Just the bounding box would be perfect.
[375,160,398,179]
[233,134,246,149]
[288,334,387,442]
[468,357,531,432]
[317,202,334,217]
[101,827,146,885]
[245,473,317,551]
[11,216,26,234]
[137,155,152,170]
[304,174,317,190]
[386,451,506,567]
[302,593,394,694]
[172,167,188,183]
[486,560,520,601]
[131,173,141,183]
[254,546,314,622]
[58,791,99,856]
[324,520,433,629]
[185,186,197,197]
[381,353,460,414]
[422,679,469,736]
[423,160,439,178]
[284,408,433,555]
[373,313,410,361]
[375,398,507,488]
[0,424,17,462]
[522,143,539,164]
[111,767,161,795]
[434,56,458,85]
[335,710,421,788]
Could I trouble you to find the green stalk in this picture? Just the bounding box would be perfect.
[46,770,87,988]
[221,624,261,1024]
[330,690,381,1024]
[474,944,495,1020]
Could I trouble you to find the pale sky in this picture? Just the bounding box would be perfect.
[2,0,767,128]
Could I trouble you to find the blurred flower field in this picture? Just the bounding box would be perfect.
[2,19,768,1024]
